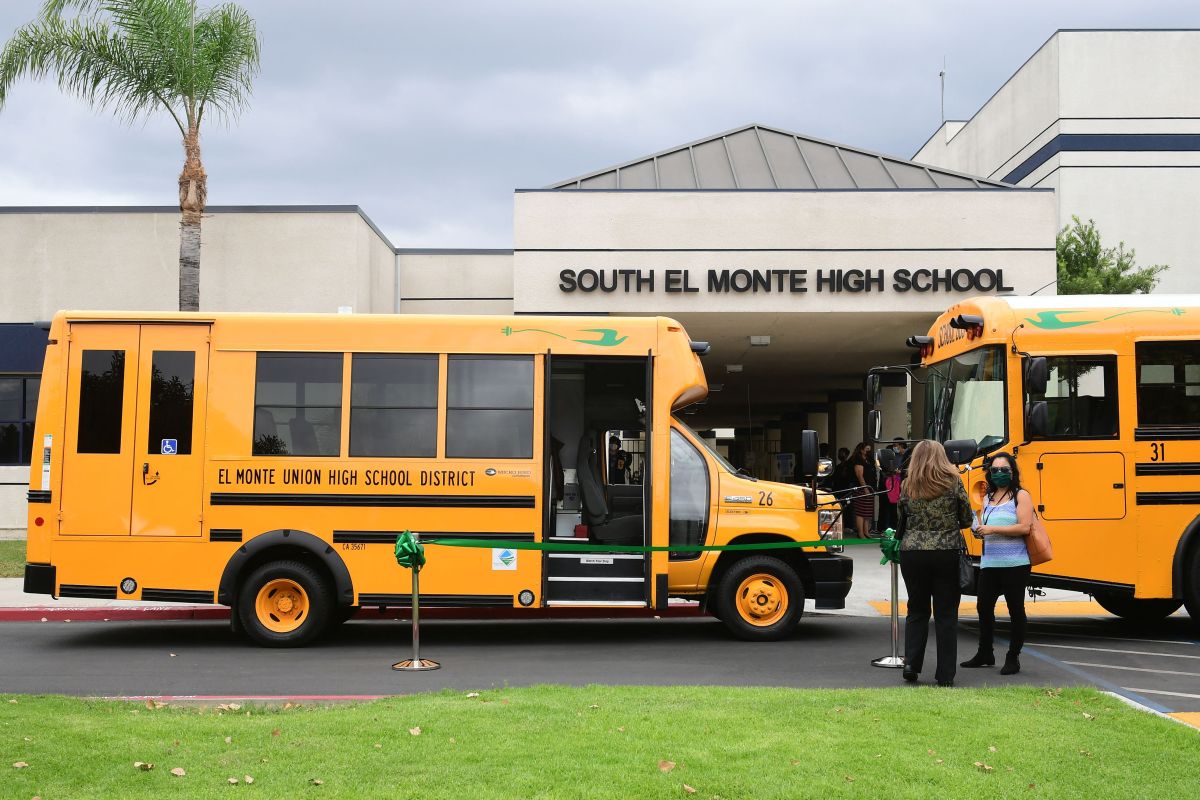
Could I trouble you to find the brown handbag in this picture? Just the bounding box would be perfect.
[1027,508,1053,567]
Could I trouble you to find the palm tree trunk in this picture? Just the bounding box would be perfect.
[178,123,207,312]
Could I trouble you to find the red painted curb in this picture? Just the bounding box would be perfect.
[0,605,706,623]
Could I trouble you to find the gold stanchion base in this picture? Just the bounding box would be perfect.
[392,658,441,671]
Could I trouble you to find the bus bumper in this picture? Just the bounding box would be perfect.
[23,563,55,597]
[810,554,853,610]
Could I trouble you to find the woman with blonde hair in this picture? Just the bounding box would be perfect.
[897,440,974,686]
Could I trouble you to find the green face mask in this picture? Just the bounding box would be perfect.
[991,471,1012,488]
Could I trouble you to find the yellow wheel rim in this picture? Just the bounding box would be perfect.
[735,573,789,627]
[255,578,309,633]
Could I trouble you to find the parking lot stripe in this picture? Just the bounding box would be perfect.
[1062,660,1200,678]
[1028,642,1200,660]
[1123,688,1200,700]
[1016,645,1174,713]
[1000,629,1197,646]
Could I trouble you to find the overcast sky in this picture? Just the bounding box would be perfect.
[0,1,1196,247]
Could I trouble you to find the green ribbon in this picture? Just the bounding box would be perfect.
[423,537,877,554]
[878,527,901,566]
[394,530,425,570]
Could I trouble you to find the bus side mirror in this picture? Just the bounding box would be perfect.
[864,373,881,406]
[866,409,882,442]
[1024,356,1048,396]
[799,430,820,478]
[943,438,978,465]
[1026,400,1049,438]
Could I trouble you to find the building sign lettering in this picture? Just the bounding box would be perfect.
[558,268,1013,295]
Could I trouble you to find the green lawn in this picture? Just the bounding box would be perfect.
[0,539,24,578]
[2,686,1196,799]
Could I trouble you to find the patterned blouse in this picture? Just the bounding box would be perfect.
[898,482,973,552]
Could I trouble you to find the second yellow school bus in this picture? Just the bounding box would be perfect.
[867,294,1200,625]
[24,311,850,645]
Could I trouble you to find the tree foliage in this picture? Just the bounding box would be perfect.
[1056,216,1168,295]
[0,0,260,136]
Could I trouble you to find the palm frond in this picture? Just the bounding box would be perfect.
[193,3,260,124]
[0,12,184,133]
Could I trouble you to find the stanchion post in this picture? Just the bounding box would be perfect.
[393,531,440,671]
[872,534,904,669]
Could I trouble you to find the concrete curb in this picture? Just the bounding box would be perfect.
[0,605,708,623]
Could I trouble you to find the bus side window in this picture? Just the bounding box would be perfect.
[252,353,343,456]
[78,350,126,454]
[1028,356,1119,438]
[349,354,438,458]
[1135,341,1200,427]
[446,356,533,459]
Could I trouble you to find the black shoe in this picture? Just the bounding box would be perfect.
[1000,654,1021,675]
[902,668,919,683]
[936,679,954,687]
[961,651,995,668]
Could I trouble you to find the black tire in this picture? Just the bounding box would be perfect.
[717,556,804,642]
[1094,591,1182,622]
[237,560,333,648]
[1184,548,1200,624]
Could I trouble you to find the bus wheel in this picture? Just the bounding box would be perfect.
[718,556,804,641]
[238,560,332,648]
[1093,591,1182,622]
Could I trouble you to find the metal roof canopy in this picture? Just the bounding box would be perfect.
[547,123,1013,191]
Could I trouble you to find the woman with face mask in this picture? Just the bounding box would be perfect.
[961,451,1035,675]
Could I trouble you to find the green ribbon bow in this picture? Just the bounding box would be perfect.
[878,527,901,566]
[394,530,425,570]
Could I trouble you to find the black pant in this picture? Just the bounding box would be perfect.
[976,564,1031,657]
[878,499,898,534]
[900,549,960,684]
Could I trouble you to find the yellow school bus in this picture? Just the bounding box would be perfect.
[867,295,1200,623]
[24,311,850,645]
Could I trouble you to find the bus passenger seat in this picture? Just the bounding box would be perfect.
[576,432,643,545]
[289,416,319,455]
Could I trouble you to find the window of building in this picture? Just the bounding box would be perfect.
[669,429,709,561]
[147,351,195,455]
[446,356,533,459]
[77,350,125,454]
[0,375,40,465]
[1136,341,1200,427]
[350,354,438,457]
[253,353,342,456]
[1029,356,1119,438]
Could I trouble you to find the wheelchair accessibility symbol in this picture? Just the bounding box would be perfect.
[160,439,178,455]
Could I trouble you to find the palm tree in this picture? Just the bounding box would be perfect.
[0,0,260,311]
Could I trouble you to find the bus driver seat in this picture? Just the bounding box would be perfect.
[576,433,643,545]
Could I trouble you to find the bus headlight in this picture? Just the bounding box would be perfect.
[818,508,844,553]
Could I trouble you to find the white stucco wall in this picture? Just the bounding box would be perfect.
[913,30,1200,293]
[0,208,396,321]
[513,189,1057,314]
[397,251,515,314]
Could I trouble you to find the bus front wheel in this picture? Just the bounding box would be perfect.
[717,556,804,641]
[238,560,333,648]
[1093,591,1181,622]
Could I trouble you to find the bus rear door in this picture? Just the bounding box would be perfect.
[60,323,209,537]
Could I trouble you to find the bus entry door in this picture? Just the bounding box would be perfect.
[130,325,209,536]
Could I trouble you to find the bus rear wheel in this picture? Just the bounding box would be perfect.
[718,556,804,641]
[1093,591,1181,622]
[238,560,333,648]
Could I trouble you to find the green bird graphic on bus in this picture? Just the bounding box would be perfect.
[501,326,628,347]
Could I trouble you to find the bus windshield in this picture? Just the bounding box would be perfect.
[674,417,738,475]
[920,345,1007,452]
